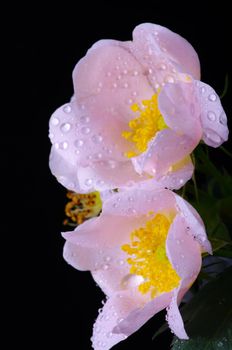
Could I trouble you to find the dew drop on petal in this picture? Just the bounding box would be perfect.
[117,317,124,324]
[54,142,59,149]
[60,123,71,133]
[92,134,103,143]
[81,126,90,135]
[208,93,217,102]
[103,264,109,270]
[97,179,105,186]
[126,208,137,215]
[85,178,93,186]
[107,332,113,338]
[207,111,216,121]
[219,112,227,125]
[133,70,138,76]
[74,139,84,147]
[51,117,59,126]
[63,105,72,113]
[200,87,205,94]
[60,141,68,150]
[80,116,90,123]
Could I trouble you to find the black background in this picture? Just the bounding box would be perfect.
[8,2,231,349]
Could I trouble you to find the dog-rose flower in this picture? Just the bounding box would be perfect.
[49,23,228,193]
[62,185,211,349]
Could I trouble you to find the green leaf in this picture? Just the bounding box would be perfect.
[171,267,232,349]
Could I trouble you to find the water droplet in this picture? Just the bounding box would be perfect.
[124,83,129,88]
[155,83,160,89]
[60,123,71,133]
[107,71,112,77]
[117,317,124,324]
[60,141,68,150]
[74,139,84,147]
[104,315,110,321]
[113,202,118,208]
[166,75,174,83]
[63,105,72,113]
[126,208,137,215]
[85,178,93,186]
[103,264,109,270]
[107,331,113,338]
[207,111,216,121]
[148,68,153,74]
[91,134,103,144]
[113,83,117,88]
[80,115,90,124]
[104,256,111,262]
[154,31,158,36]
[118,259,125,265]
[108,160,117,169]
[205,130,221,144]
[54,142,59,149]
[159,63,166,70]
[219,112,227,125]
[117,75,122,80]
[51,117,59,126]
[208,93,217,102]
[97,179,104,186]
[128,196,134,202]
[181,254,185,259]
[49,132,54,139]
[200,87,205,94]
[123,69,128,74]
[179,179,184,185]
[132,91,137,96]
[133,70,138,76]
[217,341,223,348]
[81,126,90,134]
[95,325,101,333]
[128,99,133,104]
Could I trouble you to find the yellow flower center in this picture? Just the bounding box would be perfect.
[121,213,180,298]
[122,94,167,158]
[63,191,102,226]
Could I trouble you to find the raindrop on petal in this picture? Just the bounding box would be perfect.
[63,105,72,113]
[60,123,71,133]
[81,127,90,135]
[207,111,216,121]
[85,178,93,186]
[208,93,217,102]
[51,117,59,126]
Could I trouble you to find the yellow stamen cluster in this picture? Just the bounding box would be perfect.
[63,191,102,226]
[121,213,180,298]
[122,94,167,158]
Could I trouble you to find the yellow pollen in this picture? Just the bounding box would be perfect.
[63,191,102,226]
[122,94,167,158]
[121,213,180,298]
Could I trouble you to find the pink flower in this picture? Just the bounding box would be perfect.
[62,186,211,349]
[49,23,228,193]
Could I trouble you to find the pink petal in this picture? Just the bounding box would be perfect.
[129,23,200,92]
[76,160,149,192]
[132,129,195,178]
[91,290,145,350]
[166,287,189,339]
[62,214,146,272]
[174,194,212,254]
[195,81,229,147]
[113,291,172,337]
[49,146,80,191]
[166,214,203,339]
[159,81,202,140]
[73,44,154,156]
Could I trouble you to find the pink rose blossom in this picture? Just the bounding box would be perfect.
[49,23,228,193]
[62,186,211,349]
